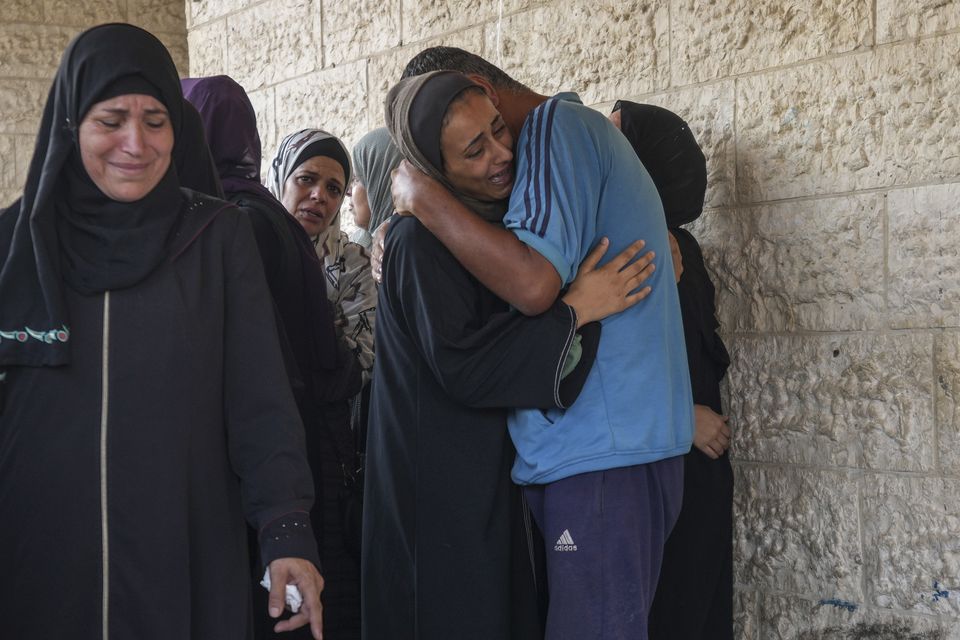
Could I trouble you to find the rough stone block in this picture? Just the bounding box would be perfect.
[0,1,43,22]
[128,0,188,35]
[727,333,934,471]
[878,0,960,43]
[322,0,400,66]
[227,0,320,92]
[402,0,526,43]
[483,0,669,105]
[889,183,960,329]
[155,31,189,76]
[0,25,73,80]
[735,589,760,640]
[734,465,863,598]
[670,0,871,85]
[936,332,960,476]
[737,34,960,202]
[862,474,960,617]
[187,19,227,77]
[690,195,884,332]
[274,61,366,153]
[758,592,959,639]
[188,0,255,29]
[0,137,18,191]
[365,27,484,132]
[0,80,50,135]
[632,81,736,209]
[43,0,126,27]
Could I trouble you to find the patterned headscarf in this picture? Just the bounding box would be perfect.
[267,129,352,259]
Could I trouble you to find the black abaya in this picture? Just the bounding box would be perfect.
[362,217,594,640]
[0,194,318,640]
[648,229,733,640]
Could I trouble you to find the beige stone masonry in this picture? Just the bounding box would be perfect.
[756,593,960,639]
[936,331,960,476]
[274,60,368,154]
[877,0,960,44]
[737,34,960,203]
[1,0,959,636]
[694,194,885,333]
[483,0,670,106]
[323,0,401,67]
[862,474,960,615]
[0,25,74,79]
[226,0,320,91]
[889,183,960,329]
[727,333,934,471]
[734,465,864,599]
[670,0,872,86]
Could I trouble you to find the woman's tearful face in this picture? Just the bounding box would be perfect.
[78,93,174,202]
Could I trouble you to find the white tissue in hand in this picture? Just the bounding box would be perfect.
[260,569,303,613]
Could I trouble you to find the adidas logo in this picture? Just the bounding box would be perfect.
[554,529,578,552]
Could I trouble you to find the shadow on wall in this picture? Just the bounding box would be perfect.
[798,622,945,640]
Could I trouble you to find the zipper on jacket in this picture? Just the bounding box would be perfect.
[100,291,111,640]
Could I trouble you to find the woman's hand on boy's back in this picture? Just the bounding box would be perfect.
[562,238,655,327]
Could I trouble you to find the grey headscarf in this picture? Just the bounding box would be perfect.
[267,128,352,258]
[384,70,507,223]
[351,127,404,232]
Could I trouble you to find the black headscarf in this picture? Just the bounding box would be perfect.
[612,100,707,228]
[0,23,187,367]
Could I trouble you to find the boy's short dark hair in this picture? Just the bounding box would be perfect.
[401,47,529,94]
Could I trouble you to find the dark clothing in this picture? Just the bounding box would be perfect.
[0,193,319,640]
[648,229,733,640]
[362,217,593,640]
[236,190,362,640]
[175,100,224,198]
[234,190,354,406]
[524,457,684,640]
[183,75,363,639]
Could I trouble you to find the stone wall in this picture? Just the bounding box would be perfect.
[183,0,960,637]
[1,0,958,637]
[0,1,188,207]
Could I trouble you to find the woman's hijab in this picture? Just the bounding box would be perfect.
[267,129,352,259]
[181,75,269,201]
[352,127,404,233]
[0,23,187,367]
[612,100,707,228]
[175,99,224,198]
[384,70,506,223]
